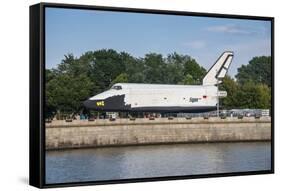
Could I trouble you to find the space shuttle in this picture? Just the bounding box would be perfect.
[83,51,234,112]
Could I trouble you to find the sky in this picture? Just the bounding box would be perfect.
[45,7,271,77]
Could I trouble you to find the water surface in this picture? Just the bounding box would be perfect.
[46,142,271,184]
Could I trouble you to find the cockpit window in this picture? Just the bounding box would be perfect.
[111,85,122,90]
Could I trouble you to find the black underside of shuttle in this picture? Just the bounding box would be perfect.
[83,95,216,113]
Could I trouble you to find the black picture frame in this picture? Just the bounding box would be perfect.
[29,2,274,188]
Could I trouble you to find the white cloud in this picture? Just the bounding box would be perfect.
[206,24,253,34]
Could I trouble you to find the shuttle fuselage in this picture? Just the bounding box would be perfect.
[83,51,234,113]
[84,83,218,112]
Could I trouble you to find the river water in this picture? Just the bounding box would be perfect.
[46,142,271,184]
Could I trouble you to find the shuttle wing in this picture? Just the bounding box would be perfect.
[202,51,234,85]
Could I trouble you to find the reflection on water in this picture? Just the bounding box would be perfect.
[46,142,271,184]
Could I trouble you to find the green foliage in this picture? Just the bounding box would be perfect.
[236,56,271,87]
[110,73,129,86]
[47,73,93,113]
[221,56,272,110]
[90,49,125,93]
[235,81,271,109]
[221,79,271,110]
[183,58,206,84]
[220,76,239,109]
[164,52,206,85]
[120,52,144,83]
[46,54,94,118]
[45,69,58,118]
[143,53,166,83]
[182,74,195,85]
[165,53,185,84]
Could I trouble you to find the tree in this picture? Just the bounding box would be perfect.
[45,69,58,118]
[183,58,206,85]
[120,52,145,83]
[110,73,129,87]
[47,73,94,116]
[236,56,271,87]
[91,49,125,93]
[220,76,239,109]
[165,53,206,85]
[220,76,271,109]
[46,54,94,117]
[182,74,195,85]
[165,52,185,84]
[234,81,271,109]
[143,53,166,83]
[234,56,271,109]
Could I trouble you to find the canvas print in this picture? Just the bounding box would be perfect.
[44,7,272,184]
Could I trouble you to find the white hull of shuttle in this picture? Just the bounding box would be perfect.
[84,51,234,112]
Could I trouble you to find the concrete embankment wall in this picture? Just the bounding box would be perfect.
[46,117,271,150]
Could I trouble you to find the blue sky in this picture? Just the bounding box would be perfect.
[46,7,271,77]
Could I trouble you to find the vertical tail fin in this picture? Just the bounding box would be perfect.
[202,51,234,85]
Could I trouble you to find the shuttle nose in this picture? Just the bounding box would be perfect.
[83,99,106,110]
[83,99,97,109]
[83,92,110,110]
